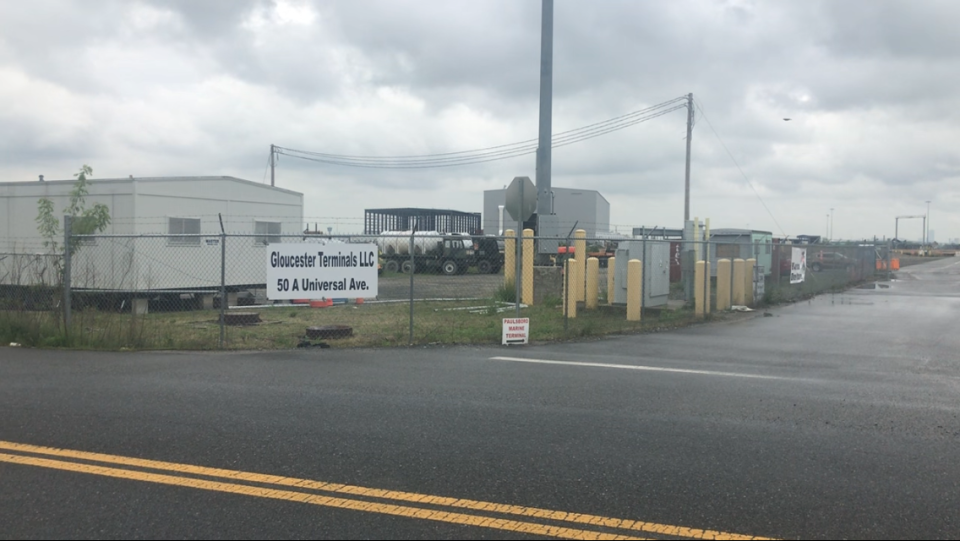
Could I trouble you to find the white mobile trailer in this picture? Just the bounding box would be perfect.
[0,176,303,291]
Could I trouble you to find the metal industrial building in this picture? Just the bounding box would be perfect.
[363,208,481,235]
[482,187,610,237]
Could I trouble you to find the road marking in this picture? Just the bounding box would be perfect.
[0,440,771,540]
[0,452,641,540]
[490,356,782,380]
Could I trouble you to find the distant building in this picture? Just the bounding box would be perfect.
[363,208,481,235]
[483,187,610,237]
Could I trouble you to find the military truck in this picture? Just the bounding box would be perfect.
[376,231,475,275]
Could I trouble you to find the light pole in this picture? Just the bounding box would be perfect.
[827,207,833,240]
[925,200,931,247]
[826,214,830,241]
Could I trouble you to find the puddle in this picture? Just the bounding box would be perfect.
[856,282,890,290]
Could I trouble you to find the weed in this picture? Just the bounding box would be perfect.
[493,282,517,303]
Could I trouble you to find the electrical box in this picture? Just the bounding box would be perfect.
[612,240,670,307]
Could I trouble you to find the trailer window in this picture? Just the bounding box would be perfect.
[254,221,282,246]
[168,217,201,245]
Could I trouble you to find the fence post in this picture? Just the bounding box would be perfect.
[504,229,516,290]
[219,232,226,349]
[641,233,647,315]
[409,231,415,345]
[63,215,72,333]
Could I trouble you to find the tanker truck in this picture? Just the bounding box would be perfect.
[376,231,475,275]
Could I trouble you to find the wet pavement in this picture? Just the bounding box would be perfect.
[1,257,959,539]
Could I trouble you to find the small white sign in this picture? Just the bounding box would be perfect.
[502,317,530,345]
[267,243,379,300]
[790,247,806,284]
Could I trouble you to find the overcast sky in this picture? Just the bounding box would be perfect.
[2,0,957,241]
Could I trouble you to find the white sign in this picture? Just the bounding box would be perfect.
[790,247,806,284]
[502,317,530,345]
[266,243,378,300]
[754,265,765,299]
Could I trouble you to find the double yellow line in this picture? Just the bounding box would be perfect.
[0,440,770,540]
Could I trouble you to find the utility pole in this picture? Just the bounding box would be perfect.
[684,93,694,223]
[925,200,931,246]
[270,144,276,187]
[535,0,554,219]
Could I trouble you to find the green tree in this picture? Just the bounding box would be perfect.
[36,165,112,259]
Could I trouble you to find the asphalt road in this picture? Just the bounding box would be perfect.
[2,258,960,539]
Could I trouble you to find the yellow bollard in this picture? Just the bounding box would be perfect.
[504,229,516,288]
[574,230,587,302]
[522,229,534,305]
[716,259,732,311]
[586,257,599,310]
[607,256,616,305]
[627,259,642,321]
[693,217,700,261]
[695,260,705,317]
[565,258,577,318]
[744,259,756,306]
[703,260,713,314]
[732,259,746,306]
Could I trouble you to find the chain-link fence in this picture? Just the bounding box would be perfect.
[0,230,893,350]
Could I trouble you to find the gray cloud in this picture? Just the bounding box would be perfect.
[1,0,958,238]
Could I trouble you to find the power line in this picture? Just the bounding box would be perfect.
[275,97,688,169]
[277,96,685,162]
[693,98,787,238]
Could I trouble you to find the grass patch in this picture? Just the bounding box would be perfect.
[1,296,702,351]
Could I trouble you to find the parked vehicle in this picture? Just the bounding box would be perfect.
[472,235,504,274]
[376,231,474,275]
[808,251,854,272]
